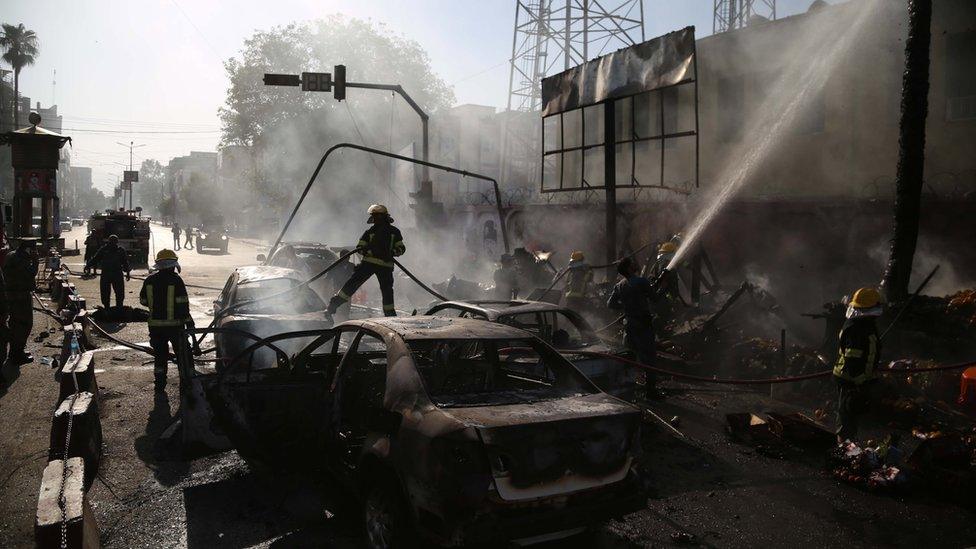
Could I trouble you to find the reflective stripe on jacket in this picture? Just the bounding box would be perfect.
[358,223,405,268]
[564,261,592,298]
[833,317,880,385]
[139,269,191,328]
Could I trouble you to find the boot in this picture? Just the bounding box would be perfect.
[9,350,33,365]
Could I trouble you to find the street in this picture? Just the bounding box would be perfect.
[0,224,973,548]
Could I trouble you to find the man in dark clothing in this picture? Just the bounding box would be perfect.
[2,239,39,365]
[85,234,132,310]
[183,226,194,249]
[833,287,883,443]
[83,233,100,274]
[493,254,519,300]
[563,251,593,311]
[139,249,194,390]
[608,256,658,395]
[327,204,405,317]
[172,223,182,251]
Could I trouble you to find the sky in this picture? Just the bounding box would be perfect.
[2,0,820,193]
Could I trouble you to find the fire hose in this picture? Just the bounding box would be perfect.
[561,349,976,385]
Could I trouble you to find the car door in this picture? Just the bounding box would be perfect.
[329,330,394,473]
[208,329,338,467]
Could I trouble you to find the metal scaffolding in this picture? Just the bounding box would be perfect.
[506,0,645,113]
[713,0,777,34]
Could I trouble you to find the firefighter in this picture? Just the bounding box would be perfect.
[172,223,182,251]
[327,205,405,317]
[563,251,593,311]
[493,254,519,300]
[85,234,132,310]
[139,249,195,390]
[833,287,883,443]
[607,256,659,396]
[2,238,39,365]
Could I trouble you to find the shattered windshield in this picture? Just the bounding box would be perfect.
[408,338,596,407]
[233,278,325,314]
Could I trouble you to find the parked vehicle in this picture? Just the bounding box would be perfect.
[87,209,151,265]
[206,316,645,547]
[424,300,638,399]
[212,265,330,370]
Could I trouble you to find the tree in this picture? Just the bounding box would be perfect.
[0,23,40,128]
[136,159,166,215]
[881,0,931,302]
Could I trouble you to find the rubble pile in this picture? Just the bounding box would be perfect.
[827,439,908,492]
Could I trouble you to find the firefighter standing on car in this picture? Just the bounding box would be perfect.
[2,238,39,365]
[833,287,882,443]
[563,251,593,311]
[327,205,405,317]
[607,256,660,397]
[85,234,132,310]
[139,249,196,390]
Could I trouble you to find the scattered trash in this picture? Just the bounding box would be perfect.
[827,441,908,492]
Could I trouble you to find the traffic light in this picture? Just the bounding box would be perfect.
[333,64,346,101]
[301,72,332,92]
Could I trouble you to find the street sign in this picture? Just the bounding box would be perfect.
[123,170,138,183]
[301,72,332,92]
[120,181,132,191]
[263,73,301,86]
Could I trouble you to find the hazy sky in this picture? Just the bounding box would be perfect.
[3,0,818,193]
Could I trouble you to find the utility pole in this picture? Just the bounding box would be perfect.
[263,67,431,193]
[117,140,145,211]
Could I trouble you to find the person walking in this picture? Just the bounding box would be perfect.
[139,249,195,390]
[85,234,132,310]
[2,238,39,365]
[172,223,182,251]
[184,226,194,250]
[326,205,405,317]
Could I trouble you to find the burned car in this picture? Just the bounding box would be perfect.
[425,300,639,400]
[212,265,330,370]
[207,316,645,547]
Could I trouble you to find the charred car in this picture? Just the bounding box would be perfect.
[207,316,645,547]
[259,241,344,299]
[424,300,638,400]
[212,265,330,370]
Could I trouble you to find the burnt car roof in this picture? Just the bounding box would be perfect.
[426,300,571,321]
[234,265,304,285]
[338,315,535,341]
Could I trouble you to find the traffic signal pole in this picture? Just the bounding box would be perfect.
[344,82,430,184]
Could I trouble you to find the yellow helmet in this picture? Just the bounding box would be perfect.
[659,242,678,254]
[570,250,585,261]
[849,287,881,309]
[367,204,389,216]
[155,249,178,262]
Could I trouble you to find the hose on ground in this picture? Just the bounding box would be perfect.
[392,258,448,302]
[562,350,976,385]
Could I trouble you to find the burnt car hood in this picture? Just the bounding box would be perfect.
[221,311,330,324]
[436,393,640,498]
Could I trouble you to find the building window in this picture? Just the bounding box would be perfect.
[946,30,976,121]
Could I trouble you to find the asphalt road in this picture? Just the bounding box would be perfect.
[1,223,974,548]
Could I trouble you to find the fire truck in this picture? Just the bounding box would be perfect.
[86,209,151,266]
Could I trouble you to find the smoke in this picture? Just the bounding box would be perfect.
[670,0,885,268]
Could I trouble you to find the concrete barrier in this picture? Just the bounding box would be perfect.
[49,392,102,491]
[58,352,98,403]
[35,458,100,549]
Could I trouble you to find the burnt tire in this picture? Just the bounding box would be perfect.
[364,480,416,549]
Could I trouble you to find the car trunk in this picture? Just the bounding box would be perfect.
[441,394,639,498]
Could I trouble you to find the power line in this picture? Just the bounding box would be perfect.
[59,127,220,134]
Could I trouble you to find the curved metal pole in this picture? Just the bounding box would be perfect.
[267,142,510,263]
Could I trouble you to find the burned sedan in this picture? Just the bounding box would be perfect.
[207,316,645,547]
[212,265,330,370]
[425,300,639,400]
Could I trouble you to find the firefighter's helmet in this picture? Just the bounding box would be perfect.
[156,249,179,262]
[570,251,585,261]
[367,204,393,223]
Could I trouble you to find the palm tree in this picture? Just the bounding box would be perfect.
[0,23,40,129]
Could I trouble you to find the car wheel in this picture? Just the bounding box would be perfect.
[364,481,414,549]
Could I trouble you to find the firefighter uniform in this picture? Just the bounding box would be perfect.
[607,257,657,389]
[140,250,192,389]
[833,287,882,442]
[86,236,131,309]
[3,241,39,364]
[563,251,593,311]
[328,205,405,317]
